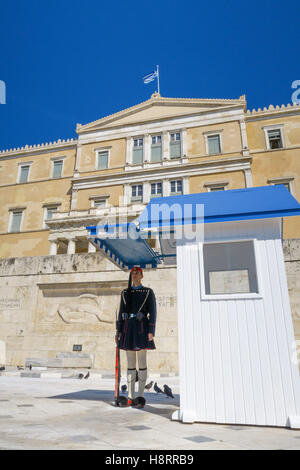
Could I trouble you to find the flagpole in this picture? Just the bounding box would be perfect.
[157,65,160,95]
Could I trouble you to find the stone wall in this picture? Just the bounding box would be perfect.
[0,252,178,372]
[0,239,299,372]
[283,239,300,344]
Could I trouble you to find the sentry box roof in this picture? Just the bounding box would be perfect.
[86,185,300,270]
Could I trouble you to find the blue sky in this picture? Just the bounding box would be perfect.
[0,0,299,150]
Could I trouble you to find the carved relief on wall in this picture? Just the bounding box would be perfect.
[57,294,113,324]
[37,281,127,329]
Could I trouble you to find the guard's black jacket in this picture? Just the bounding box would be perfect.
[117,285,157,350]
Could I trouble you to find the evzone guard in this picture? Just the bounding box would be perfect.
[115,266,157,408]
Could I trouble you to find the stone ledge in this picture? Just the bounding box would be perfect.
[0,367,179,380]
[25,353,93,369]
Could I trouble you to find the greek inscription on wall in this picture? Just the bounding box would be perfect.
[157,295,177,308]
[0,299,21,309]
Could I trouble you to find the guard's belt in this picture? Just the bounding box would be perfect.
[122,312,147,321]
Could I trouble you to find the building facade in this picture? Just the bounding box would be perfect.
[0,93,300,370]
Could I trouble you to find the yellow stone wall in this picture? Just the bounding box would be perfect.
[0,106,300,260]
[0,231,50,258]
[0,146,75,258]
[246,114,300,238]
[0,147,75,185]
[76,184,124,210]
[79,138,126,173]
[187,120,243,157]
[246,114,300,150]
[189,170,246,193]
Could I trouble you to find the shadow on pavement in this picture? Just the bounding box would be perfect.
[48,389,179,420]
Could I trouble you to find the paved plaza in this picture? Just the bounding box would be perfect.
[0,370,300,450]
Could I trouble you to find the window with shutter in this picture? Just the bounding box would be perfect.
[151,135,162,162]
[132,138,143,164]
[44,206,58,229]
[52,160,63,178]
[170,132,181,158]
[131,184,143,202]
[19,165,30,183]
[94,199,106,208]
[97,151,109,169]
[150,182,162,198]
[170,180,183,195]
[10,211,22,232]
[267,129,283,149]
[207,135,221,155]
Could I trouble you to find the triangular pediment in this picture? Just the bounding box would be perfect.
[77,94,246,134]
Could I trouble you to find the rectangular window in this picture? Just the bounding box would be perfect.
[94,199,106,208]
[52,160,63,178]
[131,184,143,202]
[151,135,162,162]
[170,180,183,195]
[207,134,221,154]
[10,211,23,232]
[97,151,109,169]
[210,186,225,192]
[170,132,181,158]
[46,207,58,220]
[150,182,162,198]
[44,206,58,229]
[267,129,283,149]
[132,138,144,164]
[203,240,259,295]
[274,182,290,192]
[19,165,30,183]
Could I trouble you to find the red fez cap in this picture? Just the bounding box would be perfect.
[130,266,143,273]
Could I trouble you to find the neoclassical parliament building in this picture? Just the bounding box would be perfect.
[0,93,300,371]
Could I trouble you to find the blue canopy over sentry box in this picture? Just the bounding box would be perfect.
[86,185,300,269]
[86,185,300,428]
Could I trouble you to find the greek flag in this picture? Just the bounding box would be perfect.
[143,71,158,84]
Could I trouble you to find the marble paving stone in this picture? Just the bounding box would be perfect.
[226,426,248,431]
[69,435,99,443]
[184,435,216,443]
[126,425,152,431]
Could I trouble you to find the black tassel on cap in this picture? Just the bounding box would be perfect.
[127,271,132,291]
[125,271,132,314]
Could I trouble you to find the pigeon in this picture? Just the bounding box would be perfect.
[163,384,174,399]
[154,382,164,394]
[84,371,90,379]
[121,384,127,392]
[145,381,153,391]
[78,373,84,379]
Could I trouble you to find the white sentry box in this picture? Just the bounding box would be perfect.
[172,217,300,428]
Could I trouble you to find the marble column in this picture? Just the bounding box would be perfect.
[67,238,76,255]
[49,240,58,255]
[88,241,96,253]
